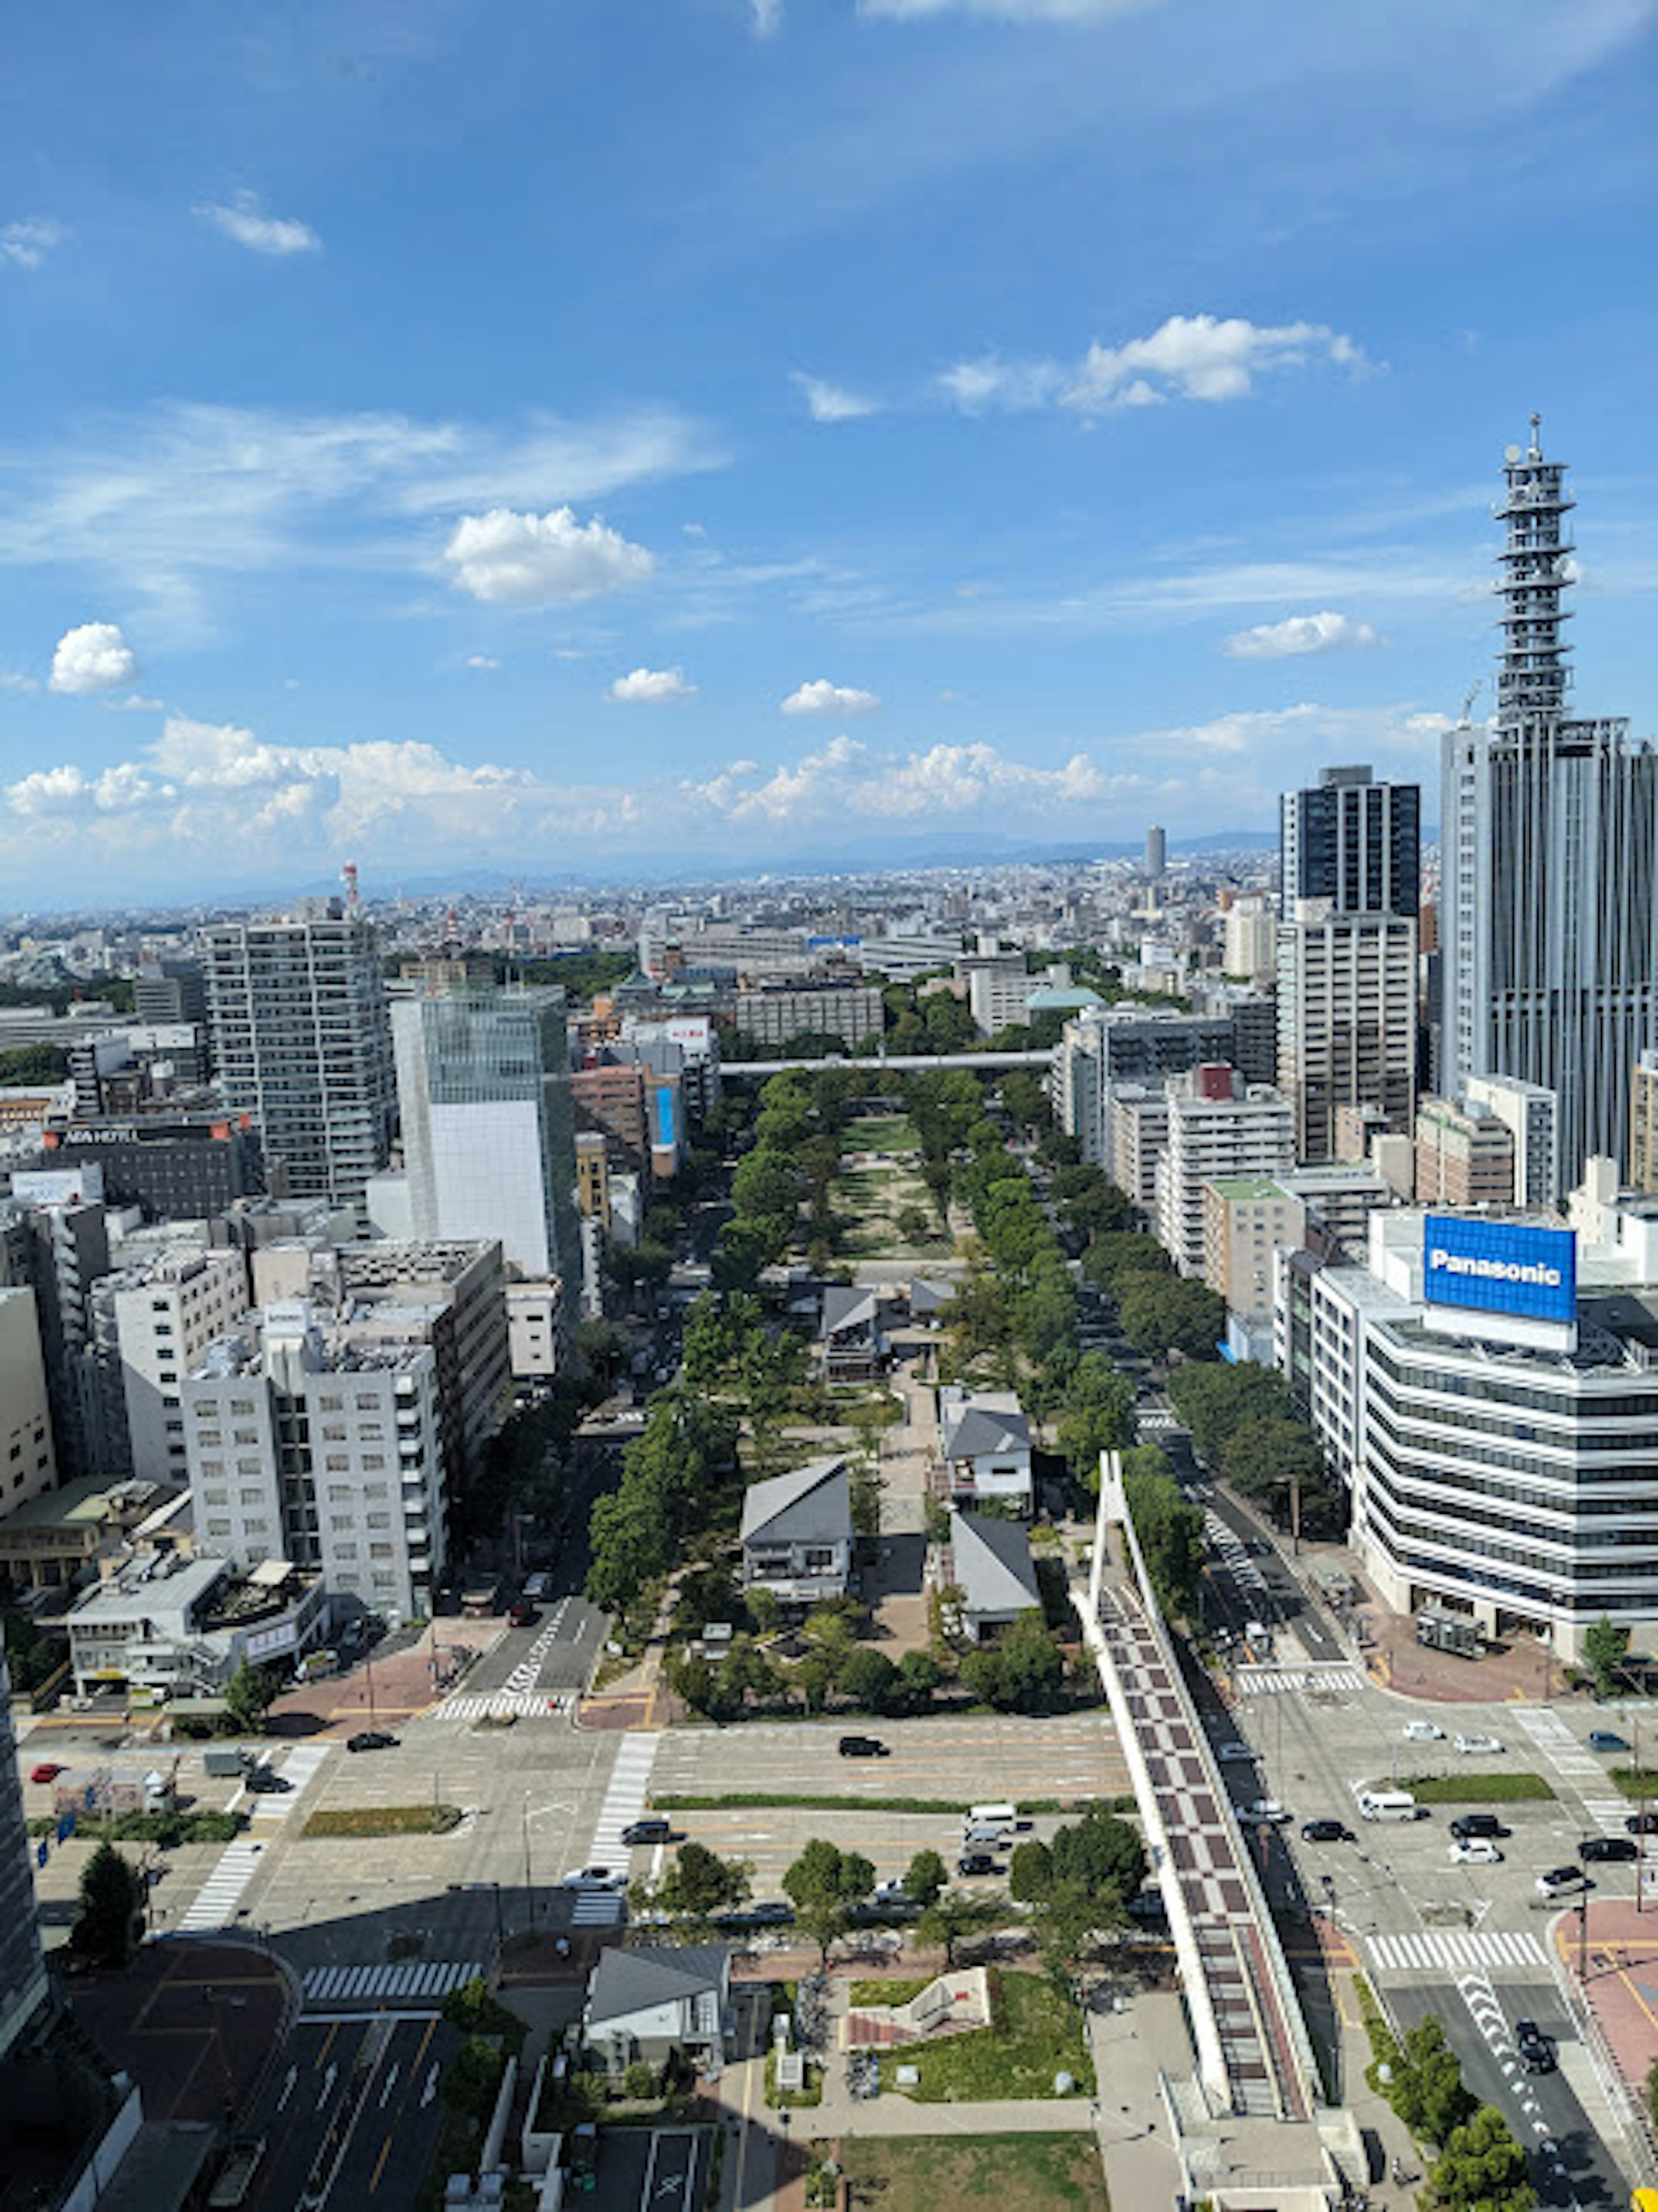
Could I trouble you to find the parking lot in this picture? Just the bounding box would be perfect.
[647,1711,1129,1891]
[589,2125,709,2212]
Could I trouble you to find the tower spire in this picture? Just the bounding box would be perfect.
[1494,422,1574,730]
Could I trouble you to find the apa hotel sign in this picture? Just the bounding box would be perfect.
[1423,1215,1577,1326]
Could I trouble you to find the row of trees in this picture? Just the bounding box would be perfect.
[1365,2009,1534,2212]
[1081,1230,1226,1360]
[1165,1359,1338,1535]
[585,1392,741,1626]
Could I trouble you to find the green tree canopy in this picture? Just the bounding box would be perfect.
[74,1840,144,1967]
[1115,1273,1227,1361]
[655,1840,750,1920]
[224,1658,280,1735]
[904,1848,948,1908]
[1429,2104,1536,2212]
[1583,1614,1632,1699]
[1049,1805,1147,1904]
[1056,1352,1138,1486]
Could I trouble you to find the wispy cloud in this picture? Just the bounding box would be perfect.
[860,0,1155,19]
[750,0,784,30]
[792,373,881,423]
[0,401,718,634]
[1,218,65,270]
[1223,610,1381,659]
[194,193,322,256]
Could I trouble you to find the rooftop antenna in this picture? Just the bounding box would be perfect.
[341,860,361,915]
[1528,410,1543,460]
[1460,679,1482,726]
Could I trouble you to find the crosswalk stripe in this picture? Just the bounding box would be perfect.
[1234,1665,1363,1695]
[1367,1928,1546,1975]
[301,1959,482,2007]
[177,1839,265,1931]
[437,1691,573,1721]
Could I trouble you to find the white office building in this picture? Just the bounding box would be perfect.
[105,1247,249,1484]
[184,1301,448,1621]
[0,1288,56,1521]
[392,984,579,1290]
[1279,1200,1658,1661]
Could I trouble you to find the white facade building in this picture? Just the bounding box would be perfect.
[109,1248,249,1484]
[1466,1073,1560,1209]
[1154,1072,1296,1275]
[0,1288,56,1520]
[184,1301,448,1621]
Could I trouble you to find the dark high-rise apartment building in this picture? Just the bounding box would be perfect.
[1280,765,1421,919]
[1442,421,1658,1187]
[204,899,395,1210]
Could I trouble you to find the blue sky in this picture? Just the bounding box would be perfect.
[1,0,1655,903]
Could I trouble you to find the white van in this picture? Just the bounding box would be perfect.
[1357,1789,1419,1822]
[963,1803,1019,1835]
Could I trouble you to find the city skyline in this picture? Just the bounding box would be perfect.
[1,2,1655,903]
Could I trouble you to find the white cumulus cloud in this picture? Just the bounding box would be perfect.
[609,666,696,703]
[781,677,880,716]
[690,736,1108,824]
[1223,610,1381,659]
[938,314,1365,416]
[49,621,139,695]
[1,218,65,270]
[194,193,322,256]
[792,373,880,423]
[443,506,655,606]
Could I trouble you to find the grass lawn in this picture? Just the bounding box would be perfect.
[1611,1766,1658,1800]
[302,1803,463,1838]
[1392,1773,1555,1804]
[848,1975,933,2006]
[896,1971,1094,2103]
[837,2134,1107,2211]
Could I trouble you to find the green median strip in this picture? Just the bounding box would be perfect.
[1390,1772,1555,1804]
[651,1791,1135,1818]
[1611,1766,1658,1801]
[302,1804,464,1838]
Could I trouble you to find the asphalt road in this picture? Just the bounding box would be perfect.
[1389,1979,1626,2211]
[593,2124,710,2212]
[244,2014,458,2212]
[459,1593,609,1699]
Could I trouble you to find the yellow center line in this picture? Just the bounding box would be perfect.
[369,2132,392,2193]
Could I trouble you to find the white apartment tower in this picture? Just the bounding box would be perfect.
[205,899,396,1210]
[108,1247,248,1484]
[1442,421,1658,1189]
[1153,1068,1296,1275]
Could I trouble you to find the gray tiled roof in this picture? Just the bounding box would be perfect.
[739,1456,852,1546]
[586,1944,729,2028]
[952,1512,1040,1618]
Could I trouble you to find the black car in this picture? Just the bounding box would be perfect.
[1514,2019,1554,2074]
[621,1818,673,1847]
[1626,1810,1658,1836]
[957,1852,1000,1877]
[1300,1820,1353,1844]
[346,1730,398,1753]
[838,1735,889,1759]
[1450,1813,1508,1841]
[1582,1835,1639,1863]
[245,1766,291,1794]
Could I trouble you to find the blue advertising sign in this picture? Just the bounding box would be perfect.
[1423,1215,1577,1325]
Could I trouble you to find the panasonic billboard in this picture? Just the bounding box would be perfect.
[1423,1215,1578,1326]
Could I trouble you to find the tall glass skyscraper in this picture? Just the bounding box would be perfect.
[392,984,580,1294]
[1441,421,1658,1189]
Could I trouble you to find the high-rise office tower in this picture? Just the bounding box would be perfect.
[204,899,396,1209]
[1441,422,1658,1187]
[1277,765,1421,1162]
[392,984,580,1290]
[1279,765,1420,919]
[1144,824,1167,880]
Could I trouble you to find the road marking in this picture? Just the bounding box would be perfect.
[378,2063,400,2108]
[421,2062,439,2108]
[178,1837,264,1931]
[436,1691,573,1721]
[278,2065,297,2111]
[319,2062,337,2108]
[1235,1665,1362,1696]
[1367,1928,1547,1974]
[302,1959,482,2006]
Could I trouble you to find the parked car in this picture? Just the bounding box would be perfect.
[838,1735,889,1759]
[1449,1813,1508,1841]
[1626,1811,1658,1836]
[346,1730,398,1753]
[1402,1720,1445,1742]
[522,1573,551,1601]
[1449,1839,1503,1865]
[957,1852,1000,1877]
[1514,2018,1554,2073]
[1588,1729,1630,1754]
[620,1818,673,1847]
[1581,1836,1638,1863]
[1215,1742,1253,1764]
[1453,1733,1503,1755]
[245,1766,291,1794]
[715,1900,794,1928]
[561,1866,626,1890]
[507,1601,539,1628]
[1535,1865,1592,1896]
[1300,1820,1354,1844]
[28,1763,63,1785]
